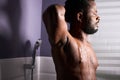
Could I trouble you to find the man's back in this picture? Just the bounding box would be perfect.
[43,4,98,80]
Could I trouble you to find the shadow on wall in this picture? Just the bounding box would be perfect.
[0,0,31,59]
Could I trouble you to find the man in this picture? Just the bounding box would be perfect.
[43,0,100,80]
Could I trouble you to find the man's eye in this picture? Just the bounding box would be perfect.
[91,12,97,16]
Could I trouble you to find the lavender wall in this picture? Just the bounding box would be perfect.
[41,0,66,56]
[0,0,42,59]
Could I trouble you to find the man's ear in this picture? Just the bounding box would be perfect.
[77,12,83,22]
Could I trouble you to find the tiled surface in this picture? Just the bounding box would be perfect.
[0,57,40,80]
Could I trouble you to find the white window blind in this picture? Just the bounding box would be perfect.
[90,0,120,79]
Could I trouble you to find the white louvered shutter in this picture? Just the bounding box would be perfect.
[89,0,120,79]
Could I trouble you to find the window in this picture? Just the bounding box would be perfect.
[90,0,120,79]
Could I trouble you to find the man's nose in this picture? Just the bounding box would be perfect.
[96,16,100,22]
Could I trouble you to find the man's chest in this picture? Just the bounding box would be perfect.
[79,44,98,69]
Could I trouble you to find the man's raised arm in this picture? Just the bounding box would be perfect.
[43,4,68,46]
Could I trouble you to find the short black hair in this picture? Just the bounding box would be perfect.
[65,0,94,22]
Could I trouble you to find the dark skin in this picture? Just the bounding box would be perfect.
[43,1,100,80]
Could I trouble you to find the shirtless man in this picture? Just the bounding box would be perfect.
[43,0,100,80]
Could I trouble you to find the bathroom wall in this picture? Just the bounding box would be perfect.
[0,0,42,80]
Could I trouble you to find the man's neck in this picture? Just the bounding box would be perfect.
[69,24,89,43]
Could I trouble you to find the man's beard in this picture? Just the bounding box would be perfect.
[82,25,98,34]
[82,18,98,34]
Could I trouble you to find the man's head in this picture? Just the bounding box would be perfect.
[65,0,100,34]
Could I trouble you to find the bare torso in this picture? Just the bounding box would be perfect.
[52,36,98,80]
[43,4,98,80]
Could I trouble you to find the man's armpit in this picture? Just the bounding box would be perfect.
[53,35,69,48]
